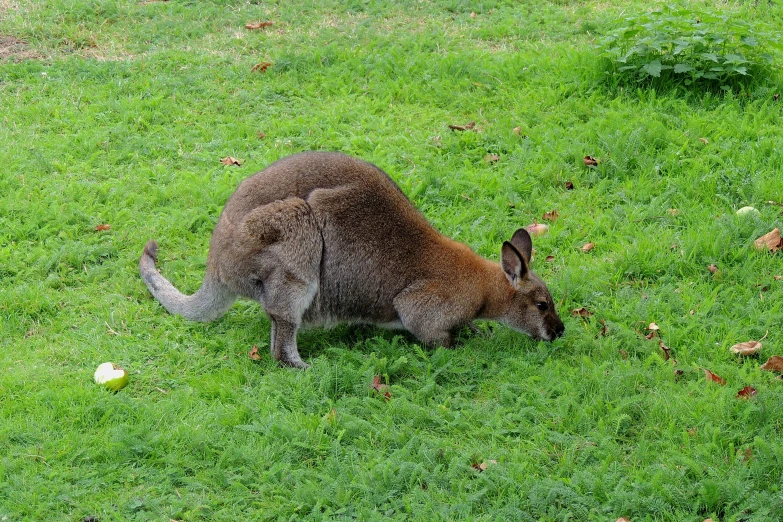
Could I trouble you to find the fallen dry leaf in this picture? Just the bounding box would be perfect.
[707,264,719,274]
[571,307,593,318]
[484,153,500,164]
[95,224,111,231]
[616,518,631,522]
[545,255,555,262]
[512,126,523,136]
[760,356,783,372]
[699,137,709,145]
[730,340,762,356]
[619,349,628,360]
[704,369,726,385]
[775,93,781,101]
[659,340,672,361]
[245,20,274,30]
[754,228,782,252]
[526,222,549,237]
[472,459,497,472]
[542,210,559,221]
[257,131,267,140]
[565,181,574,190]
[371,375,391,400]
[448,121,475,131]
[583,155,599,166]
[598,318,608,337]
[220,156,244,166]
[775,275,782,281]
[248,345,262,361]
[582,242,595,253]
[736,386,758,399]
[667,208,678,216]
[251,62,273,73]
[644,322,660,340]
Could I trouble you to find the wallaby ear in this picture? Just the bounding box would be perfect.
[501,241,529,285]
[509,228,533,264]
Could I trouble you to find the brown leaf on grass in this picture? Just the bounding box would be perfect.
[699,137,709,145]
[774,93,781,101]
[245,20,274,30]
[95,224,111,231]
[484,153,499,164]
[371,375,391,400]
[221,156,244,166]
[742,447,753,462]
[472,459,497,472]
[775,275,782,281]
[251,62,273,73]
[667,208,678,216]
[644,322,660,340]
[616,518,631,522]
[659,340,672,361]
[582,242,595,253]
[754,228,782,252]
[619,349,628,360]
[707,264,719,274]
[257,131,267,140]
[449,121,475,131]
[542,210,559,221]
[736,386,758,399]
[565,180,574,190]
[704,369,726,385]
[248,345,262,361]
[598,319,608,337]
[583,155,599,166]
[730,340,762,356]
[760,356,783,372]
[512,126,524,136]
[545,255,555,262]
[571,307,593,318]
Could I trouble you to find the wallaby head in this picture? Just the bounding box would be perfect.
[140,151,565,369]
[498,229,565,341]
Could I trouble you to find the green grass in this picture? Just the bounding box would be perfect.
[2,0,783,520]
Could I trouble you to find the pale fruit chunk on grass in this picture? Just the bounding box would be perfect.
[94,362,129,391]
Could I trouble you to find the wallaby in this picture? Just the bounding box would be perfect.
[140,152,565,368]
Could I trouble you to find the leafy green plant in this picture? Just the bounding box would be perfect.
[598,4,782,89]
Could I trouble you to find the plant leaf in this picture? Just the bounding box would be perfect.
[754,228,781,252]
[760,356,783,372]
[736,386,758,399]
[673,63,693,73]
[643,60,663,77]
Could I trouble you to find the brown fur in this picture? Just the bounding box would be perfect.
[140,152,565,368]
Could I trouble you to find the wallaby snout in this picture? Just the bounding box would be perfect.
[140,152,564,368]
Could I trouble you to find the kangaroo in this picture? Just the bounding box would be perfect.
[140,152,565,368]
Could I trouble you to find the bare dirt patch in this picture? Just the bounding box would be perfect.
[0,35,41,61]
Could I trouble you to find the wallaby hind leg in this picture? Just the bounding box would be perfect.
[393,284,460,348]
[236,197,322,368]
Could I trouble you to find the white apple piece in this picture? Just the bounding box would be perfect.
[94,362,129,391]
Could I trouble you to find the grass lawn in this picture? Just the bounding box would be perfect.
[2,0,783,520]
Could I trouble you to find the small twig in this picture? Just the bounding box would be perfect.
[401,155,416,176]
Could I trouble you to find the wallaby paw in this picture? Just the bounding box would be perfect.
[143,240,159,261]
[280,357,310,370]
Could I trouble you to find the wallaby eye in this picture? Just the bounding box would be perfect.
[535,301,549,312]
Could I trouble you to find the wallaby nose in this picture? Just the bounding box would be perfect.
[554,321,565,339]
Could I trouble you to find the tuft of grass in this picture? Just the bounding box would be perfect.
[2,0,783,521]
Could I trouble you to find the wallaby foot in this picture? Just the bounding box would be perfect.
[270,317,309,369]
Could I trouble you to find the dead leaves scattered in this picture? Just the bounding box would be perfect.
[571,307,593,318]
[251,62,273,73]
[704,369,726,386]
[644,322,660,340]
[760,356,783,373]
[754,228,782,253]
[730,340,763,356]
[542,209,559,221]
[248,345,262,361]
[245,21,274,30]
[221,156,244,166]
[737,386,758,399]
[95,224,111,231]
[472,459,497,472]
[371,375,391,400]
[583,155,599,166]
[484,153,499,164]
[448,121,475,132]
[581,242,595,253]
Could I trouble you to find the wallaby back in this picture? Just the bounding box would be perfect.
[140,152,565,368]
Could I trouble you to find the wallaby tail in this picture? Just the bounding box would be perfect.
[139,240,237,322]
